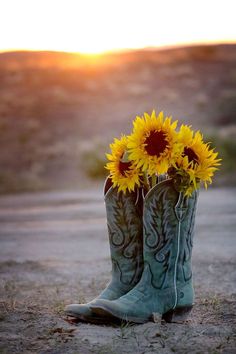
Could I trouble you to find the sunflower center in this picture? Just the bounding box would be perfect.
[144,130,168,157]
[119,161,132,176]
[183,147,198,164]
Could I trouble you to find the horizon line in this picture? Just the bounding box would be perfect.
[0,40,235,56]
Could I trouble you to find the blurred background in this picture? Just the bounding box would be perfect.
[0,0,235,193]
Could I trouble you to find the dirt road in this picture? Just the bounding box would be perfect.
[0,187,236,353]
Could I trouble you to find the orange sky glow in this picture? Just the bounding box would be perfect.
[1,0,236,54]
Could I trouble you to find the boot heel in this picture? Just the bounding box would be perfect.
[162,305,193,323]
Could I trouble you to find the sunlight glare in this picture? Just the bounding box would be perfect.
[0,0,235,54]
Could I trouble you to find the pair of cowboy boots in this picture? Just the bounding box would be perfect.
[65,177,198,323]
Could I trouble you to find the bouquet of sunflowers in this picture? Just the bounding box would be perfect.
[65,111,221,324]
[106,110,221,196]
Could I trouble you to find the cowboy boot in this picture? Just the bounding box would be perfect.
[90,179,198,323]
[64,177,144,322]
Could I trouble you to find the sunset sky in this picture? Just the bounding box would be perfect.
[1,0,236,54]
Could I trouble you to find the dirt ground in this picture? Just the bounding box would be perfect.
[0,186,236,354]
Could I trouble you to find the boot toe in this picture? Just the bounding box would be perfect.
[64,303,92,318]
[90,299,149,323]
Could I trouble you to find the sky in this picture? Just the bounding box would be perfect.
[0,0,236,54]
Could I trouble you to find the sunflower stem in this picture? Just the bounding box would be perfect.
[143,172,150,191]
[151,174,157,189]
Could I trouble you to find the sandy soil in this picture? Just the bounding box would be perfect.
[0,187,236,354]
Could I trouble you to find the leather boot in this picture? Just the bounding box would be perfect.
[90,179,198,323]
[64,177,144,322]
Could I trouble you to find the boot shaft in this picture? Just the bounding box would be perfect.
[143,179,198,291]
[104,180,143,288]
[175,190,198,286]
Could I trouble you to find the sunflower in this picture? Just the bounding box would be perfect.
[169,125,221,196]
[127,110,180,176]
[105,135,141,193]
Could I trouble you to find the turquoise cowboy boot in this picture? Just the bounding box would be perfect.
[90,179,198,323]
[64,177,144,323]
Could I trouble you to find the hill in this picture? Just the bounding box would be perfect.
[0,44,235,192]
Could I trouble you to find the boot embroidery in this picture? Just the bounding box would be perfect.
[181,191,198,282]
[107,190,143,286]
[144,186,179,290]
